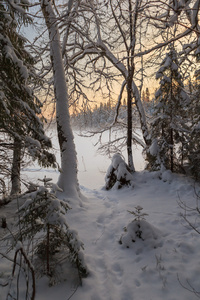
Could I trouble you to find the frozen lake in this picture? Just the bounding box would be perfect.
[22,125,145,190]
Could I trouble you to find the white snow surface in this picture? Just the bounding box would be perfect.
[0,127,200,300]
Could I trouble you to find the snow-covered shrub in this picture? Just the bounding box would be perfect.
[120,206,162,248]
[13,177,87,280]
[105,154,134,190]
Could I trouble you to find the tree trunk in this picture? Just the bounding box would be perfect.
[126,0,136,173]
[127,78,135,172]
[10,137,21,196]
[170,129,174,172]
[132,81,151,148]
[170,63,174,173]
[46,223,50,275]
[41,0,80,200]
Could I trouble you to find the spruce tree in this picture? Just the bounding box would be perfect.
[146,45,189,172]
[186,68,200,180]
[14,177,87,280]
[0,1,56,195]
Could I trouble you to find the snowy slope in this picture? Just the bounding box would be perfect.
[0,129,200,300]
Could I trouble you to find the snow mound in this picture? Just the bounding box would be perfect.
[161,169,173,183]
[120,220,163,249]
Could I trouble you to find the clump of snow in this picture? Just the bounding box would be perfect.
[25,136,41,153]
[149,138,159,156]
[161,169,173,183]
[195,121,200,130]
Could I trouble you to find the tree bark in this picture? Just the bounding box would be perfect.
[10,137,21,196]
[126,0,135,173]
[127,77,135,172]
[46,223,50,275]
[170,128,174,172]
[41,0,80,200]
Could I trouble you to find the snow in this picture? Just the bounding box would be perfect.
[4,42,28,81]
[195,121,200,129]
[149,138,159,156]
[1,128,200,300]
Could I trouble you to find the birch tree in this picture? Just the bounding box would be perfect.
[40,0,80,201]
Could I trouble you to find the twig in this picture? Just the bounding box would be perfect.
[177,274,200,298]
[67,284,79,300]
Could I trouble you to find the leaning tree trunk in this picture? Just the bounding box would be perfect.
[10,137,21,196]
[41,0,80,200]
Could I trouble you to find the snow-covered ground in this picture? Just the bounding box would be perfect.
[0,127,200,300]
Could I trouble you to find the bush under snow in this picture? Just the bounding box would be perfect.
[105,154,134,190]
[120,206,163,249]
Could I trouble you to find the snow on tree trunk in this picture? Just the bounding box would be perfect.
[132,81,151,147]
[10,137,21,196]
[41,0,80,201]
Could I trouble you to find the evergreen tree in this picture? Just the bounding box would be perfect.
[14,177,87,279]
[186,68,200,180]
[146,45,189,172]
[0,1,56,195]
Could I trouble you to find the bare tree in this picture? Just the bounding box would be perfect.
[64,0,151,171]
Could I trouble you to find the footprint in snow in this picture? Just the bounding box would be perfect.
[134,279,141,287]
[112,262,123,275]
[104,201,111,208]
